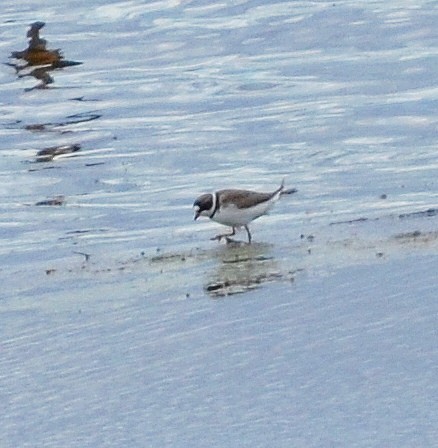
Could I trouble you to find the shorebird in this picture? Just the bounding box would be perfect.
[193,180,297,243]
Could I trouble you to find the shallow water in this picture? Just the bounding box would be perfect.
[1,1,437,446]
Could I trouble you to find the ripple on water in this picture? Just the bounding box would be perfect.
[0,0,437,302]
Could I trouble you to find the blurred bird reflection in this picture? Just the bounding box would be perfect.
[9,21,81,90]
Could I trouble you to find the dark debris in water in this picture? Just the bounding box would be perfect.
[23,123,47,132]
[65,229,94,235]
[36,144,81,162]
[35,195,65,206]
[399,208,438,219]
[330,217,369,226]
[23,112,101,133]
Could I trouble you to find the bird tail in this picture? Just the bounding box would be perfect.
[281,187,298,195]
[277,178,297,196]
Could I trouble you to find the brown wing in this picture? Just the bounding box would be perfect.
[217,189,275,209]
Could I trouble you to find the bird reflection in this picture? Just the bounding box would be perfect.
[205,242,289,297]
[8,21,81,90]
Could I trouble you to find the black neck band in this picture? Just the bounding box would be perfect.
[210,192,220,219]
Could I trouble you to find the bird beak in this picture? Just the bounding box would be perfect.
[194,210,200,221]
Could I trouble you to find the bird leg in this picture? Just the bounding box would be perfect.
[244,225,252,244]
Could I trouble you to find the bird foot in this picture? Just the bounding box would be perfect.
[211,233,232,242]
[210,235,248,246]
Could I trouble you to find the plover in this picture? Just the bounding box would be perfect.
[193,180,297,243]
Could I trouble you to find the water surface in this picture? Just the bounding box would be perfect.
[1,1,437,447]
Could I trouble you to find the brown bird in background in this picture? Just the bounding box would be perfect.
[11,21,63,66]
